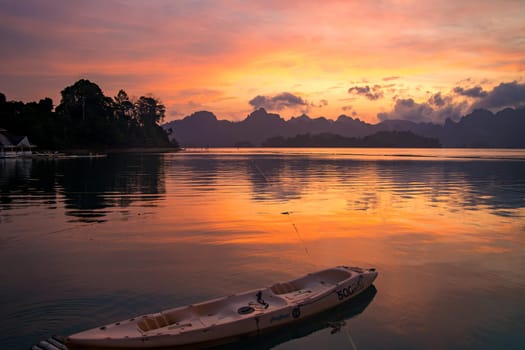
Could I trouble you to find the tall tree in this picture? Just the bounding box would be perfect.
[56,79,112,122]
[114,89,135,123]
[55,79,114,146]
[135,96,165,127]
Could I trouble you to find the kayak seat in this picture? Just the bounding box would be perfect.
[270,268,352,296]
[137,313,171,332]
[313,269,352,284]
[270,281,300,295]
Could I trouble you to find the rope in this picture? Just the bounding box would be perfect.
[328,321,359,350]
[251,160,271,184]
[250,160,316,266]
[281,211,313,261]
[343,325,359,350]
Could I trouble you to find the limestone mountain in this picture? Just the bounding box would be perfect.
[163,107,525,148]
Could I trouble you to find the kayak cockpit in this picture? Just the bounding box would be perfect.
[137,290,289,333]
[271,267,352,295]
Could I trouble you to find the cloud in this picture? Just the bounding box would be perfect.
[378,98,433,123]
[341,105,358,117]
[378,95,467,124]
[473,81,525,109]
[313,99,328,108]
[348,85,384,100]
[428,92,447,107]
[453,86,488,98]
[169,109,184,118]
[382,76,400,81]
[378,80,525,124]
[249,92,308,111]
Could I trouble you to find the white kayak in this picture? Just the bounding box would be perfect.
[64,266,377,349]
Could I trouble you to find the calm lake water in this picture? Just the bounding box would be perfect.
[1,148,525,349]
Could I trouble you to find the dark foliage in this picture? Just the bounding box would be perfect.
[0,80,178,150]
[261,131,441,148]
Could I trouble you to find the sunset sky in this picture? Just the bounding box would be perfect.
[1,0,524,124]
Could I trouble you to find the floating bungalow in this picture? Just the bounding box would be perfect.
[0,129,34,158]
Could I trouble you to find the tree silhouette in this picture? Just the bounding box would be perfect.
[135,96,165,126]
[0,79,177,149]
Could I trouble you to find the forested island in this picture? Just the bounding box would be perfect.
[0,79,178,150]
[261,131,441,148]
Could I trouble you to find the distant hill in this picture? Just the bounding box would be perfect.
[262,131,441,148]
[163,108,372,147]
[162,107,525,148]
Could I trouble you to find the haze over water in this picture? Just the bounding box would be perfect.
[1,148,524,349]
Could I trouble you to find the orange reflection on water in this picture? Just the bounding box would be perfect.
[129,156,525,271]
[2,152,525,350]
[35,151,522,283]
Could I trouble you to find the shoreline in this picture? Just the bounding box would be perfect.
[41,147,181,155]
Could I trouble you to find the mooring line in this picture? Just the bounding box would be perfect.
[282,210,318,268]
[41,221,102,236]
[251,160,316,266]
[251,160,271,185]
[344,325,359,350]
[281,211,313,261]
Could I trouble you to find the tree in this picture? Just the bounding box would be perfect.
[56,79,112,121]
[1,79,177,149]
[114,89,135,122]
[55,79,115,146]
[0,92,9,127]
[135,96,165,127]
[38,97,53,113]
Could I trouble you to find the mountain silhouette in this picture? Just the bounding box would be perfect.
[163,107,525,148]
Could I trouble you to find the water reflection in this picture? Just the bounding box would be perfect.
[57,155,165,222]
[3,152,523,252]
[246,157,525,216]
[2,150,525,349]
[248,156,305,202]
[163,153,525,218]
[0,159,55,210]
[2,152,524,224]
[0,154,165,222]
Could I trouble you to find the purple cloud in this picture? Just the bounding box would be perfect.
[378,80,525,124]
[249,92,308,111]
[473,81,525,109]
[378,96,466,124]
[348,85,384,100]
[318,99,328,107]
[453,86,488,98]
[382,76,400,81]
[428,92,447,107]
